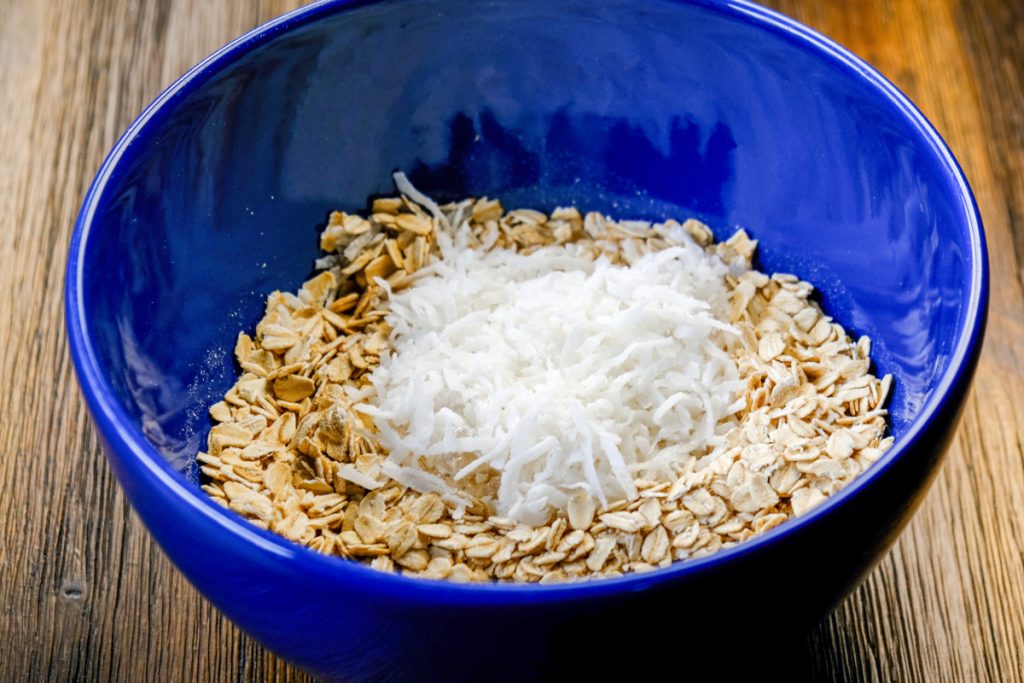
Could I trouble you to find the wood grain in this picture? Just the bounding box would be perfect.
[1,1,1021,680]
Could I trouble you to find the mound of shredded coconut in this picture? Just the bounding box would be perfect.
[358,227,746,525]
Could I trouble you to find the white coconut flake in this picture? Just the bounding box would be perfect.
[393,171,450,231]
[334,464,384,491]
[357,222,745,526]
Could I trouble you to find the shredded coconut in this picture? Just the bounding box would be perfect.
[393,171,451,231]
[359,227,746,525]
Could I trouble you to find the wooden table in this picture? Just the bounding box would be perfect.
[2,1,1022,680]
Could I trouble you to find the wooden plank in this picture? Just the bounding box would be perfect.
[0,0,1020,680]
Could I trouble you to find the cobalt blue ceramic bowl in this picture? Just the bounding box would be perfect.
[66,0,987,679]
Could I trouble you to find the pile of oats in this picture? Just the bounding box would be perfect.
[198,182,893,583]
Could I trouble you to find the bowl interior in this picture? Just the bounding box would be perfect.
[75,0,975,487]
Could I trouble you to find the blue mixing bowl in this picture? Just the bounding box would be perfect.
[65,0,988,679]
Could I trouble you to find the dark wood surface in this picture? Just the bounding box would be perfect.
[2,1,1022,680]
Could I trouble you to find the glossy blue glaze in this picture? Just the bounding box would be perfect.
[65,0,987,679]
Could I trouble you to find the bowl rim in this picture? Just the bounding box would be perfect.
[65,0,988,604]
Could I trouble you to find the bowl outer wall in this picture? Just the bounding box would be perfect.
[64,0,988,679]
